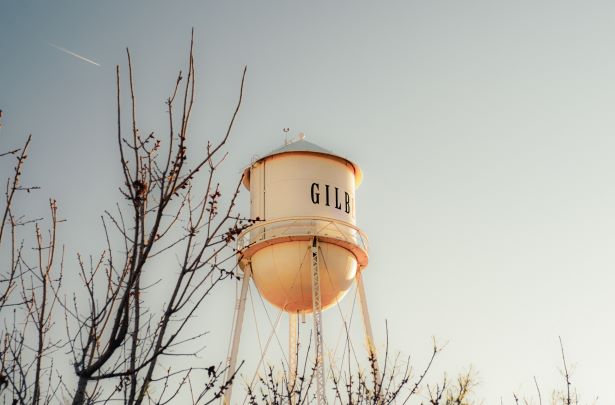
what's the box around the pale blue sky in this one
[2,1,615,403]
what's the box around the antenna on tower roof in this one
[283,127,290,145]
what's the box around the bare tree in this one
[245,333,596,405]
[424,370,475,405]
[1,130,65,405]
[2,32,250,404]
[66,33,249,404]
[246,326,459,405]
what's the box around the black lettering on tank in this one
[311,183,320,204]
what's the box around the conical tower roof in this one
[265,139,333,156]
[242,138,363,189]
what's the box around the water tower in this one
[223,135,377,404]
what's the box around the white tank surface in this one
[237,138,368,313]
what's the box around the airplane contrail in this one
[48,42,100,67]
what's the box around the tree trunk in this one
[72,376,88,405]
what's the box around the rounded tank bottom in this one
[244,240,358,313]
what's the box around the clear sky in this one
[2,1,615,403]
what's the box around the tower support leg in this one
[289,312,298,404]
[356,270,381,399]
[311,238,326,405]
[222,263,252,405]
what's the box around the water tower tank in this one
[238,138,368,313]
